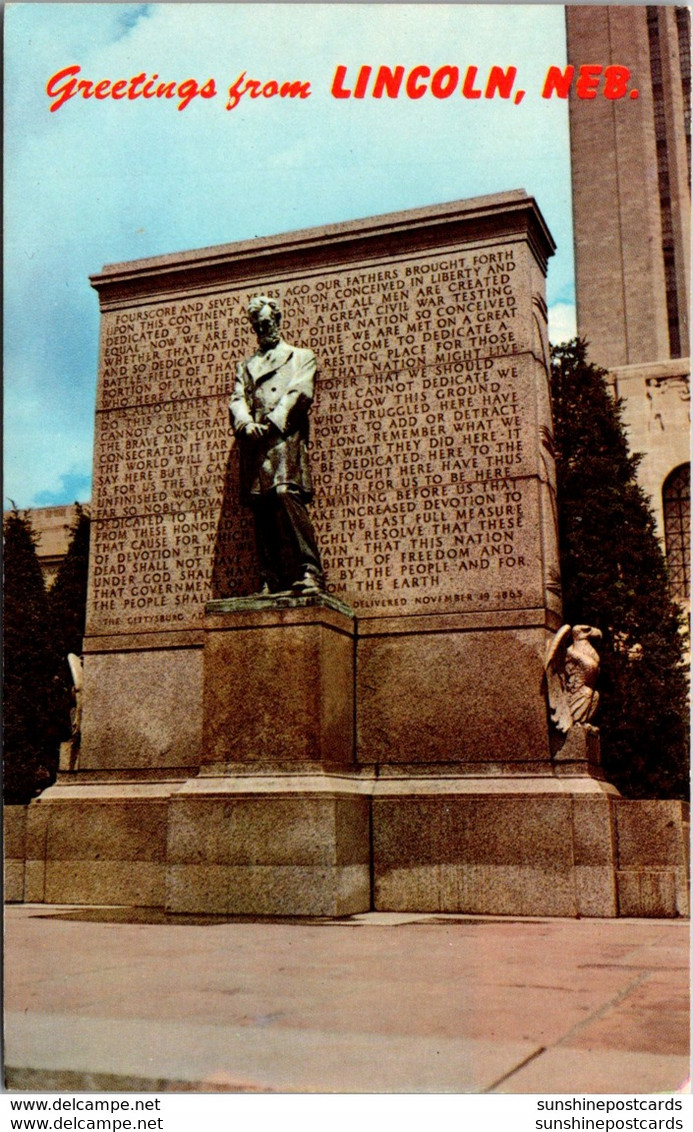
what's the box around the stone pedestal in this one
[202,594,355,767]
[164,593,370,916]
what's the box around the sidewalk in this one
[4,905,690,1094]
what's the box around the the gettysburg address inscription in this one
[89,195,554,637]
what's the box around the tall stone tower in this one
[566,6,690,608]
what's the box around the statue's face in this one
[251,302,281,350]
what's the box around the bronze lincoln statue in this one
[229,295,324,595]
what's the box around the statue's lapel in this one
[247,341,293,383]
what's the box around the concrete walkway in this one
[4,905,690,1094]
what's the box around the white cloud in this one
[548,302,577,345]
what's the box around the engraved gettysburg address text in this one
[90,242,544,634]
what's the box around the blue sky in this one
[4,3,576,509]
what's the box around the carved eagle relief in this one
[544,624,602,733]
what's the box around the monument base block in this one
[4,805,28,903]
[20,779,177,908]
[612,799,690,918]
[166,771,371,916]
[372,775,621,917]
[11,775,689,917]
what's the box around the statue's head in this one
[247,295,282,350]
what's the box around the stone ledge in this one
[206,592,354,618]
[175,771,376,797]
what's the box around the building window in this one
[663,463,690,600]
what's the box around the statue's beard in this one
[258,328,281,350]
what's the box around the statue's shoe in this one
[292,572,322,595]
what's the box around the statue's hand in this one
[244,421,268,438]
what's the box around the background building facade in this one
[3,504,87,589]
[566,5,690,608]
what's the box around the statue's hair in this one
[247,295,281,320]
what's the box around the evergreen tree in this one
[3,509,56,802]
[550,339,689,799]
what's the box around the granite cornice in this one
[90,190,555,309]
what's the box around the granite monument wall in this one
[83,190,560,773]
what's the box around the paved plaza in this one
[4,905,690,1094]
